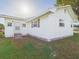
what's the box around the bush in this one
[0,32,4,37]
[0,24,4,37]
[0,24,4,29]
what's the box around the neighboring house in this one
[0,15,27,37]
[0,5,78,41]
[73,21,79,33]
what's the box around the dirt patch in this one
[11,35,47,48]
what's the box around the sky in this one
[0,0,56,18]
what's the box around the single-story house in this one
[0,5,78,41]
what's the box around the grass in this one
[0,34,79,59]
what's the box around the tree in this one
[0,24,4,37]
[0,24,4,29]
[57,0,79,20]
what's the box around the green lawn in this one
[0,34,79,59]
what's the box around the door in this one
[15,26,21,33]
[14,26,22,37]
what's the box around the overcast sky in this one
[0,0,56,18]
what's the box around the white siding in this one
[0,6,74,41]
[26,9,73,41]
[14,21,22,34]
[26,13,58,40]
[4,19,27,37]
[13,20,27,35]
[21,23,27,35]
[0,18,5,24]
[4,19,14,37]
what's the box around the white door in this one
[15,26,21,34]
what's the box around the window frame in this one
[31,19,40,28]
[59,19,65,27]
[15,26,20,30]
[8,22,12,27]
[22,24,26,27]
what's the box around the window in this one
[59,19,65,27]
[15,26,20,30]
[59,23,64,27]
[64,9,66,13]
[31,19,40,28]
[23,24,26,27]
[38,19,40,27]
[71,24,73,28]
[8,22,12,26]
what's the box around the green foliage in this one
[0,40,54,59]
[0,34,79,59]
[41,45,53,59]
[0,24,4,29]
[0,24,4,37]
[57,0,79,20]
[57,0,76,6]
[0,32,4,37]
[23,43,54,59]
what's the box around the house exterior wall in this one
[8,20,27,36]
[47,9,73,41]
[26,13,59,40]
[13,21,22,34]
[0,6,74,41]
[21,24,27,35]
[0,18,5,25]
[55,9,73,36]
[27,13,55,40]
[26,9,73,41]
[20,22,27,35]
[4,19,14,37]
[4,19,27,37]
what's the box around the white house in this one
[0,15,28,37]
[0,5,78,41]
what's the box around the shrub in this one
[0,32,4,37]
[0,24,4,37]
